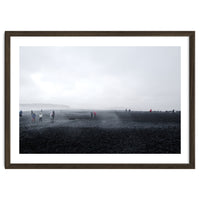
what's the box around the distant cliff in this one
[20,103,70,111]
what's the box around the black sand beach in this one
[20,110,180,153]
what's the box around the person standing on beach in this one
[52,110,55,120]
[90,112,94,119]
[32,112,36,122]
[94,111,96,119]
[19,110,23,117]
[50,110,55,121]
[39,110,43,122]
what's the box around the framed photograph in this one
[5,31,195,169]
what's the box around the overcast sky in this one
[20,46,180,111]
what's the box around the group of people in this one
[28,110,55,122]
[90,111,97,119]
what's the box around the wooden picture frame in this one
[5,31,195,169]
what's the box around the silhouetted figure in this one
[19,110,23,117]
[172,109,175,113]
[50,110,55,121]
[31,112,36,122]
[94,112,96,119]
[90,112,94,119]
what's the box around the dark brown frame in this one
[5,31,195,169]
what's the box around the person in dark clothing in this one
[50,110,55,121]
[94,112,96,119]
[90,112,94,119]
[19,110,23,117]
[52,110,55,119]
[32,112,36,122]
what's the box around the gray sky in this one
[20,46,180,111]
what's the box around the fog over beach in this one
[19,46,181,154]
[20,46,180,111]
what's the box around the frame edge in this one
[5,31,11,169]
[5,31,195,169]
[189,31,195,169]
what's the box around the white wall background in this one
[0,0,199,199]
